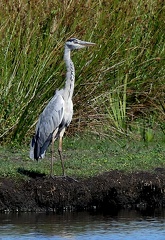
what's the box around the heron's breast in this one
[63,100,73,123]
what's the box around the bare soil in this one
[0,169,165,213]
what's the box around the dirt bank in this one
[0,169,165,213]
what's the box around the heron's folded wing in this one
[36,94,65,146]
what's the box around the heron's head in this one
[65,38,95,50]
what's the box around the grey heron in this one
[30,38,95,176]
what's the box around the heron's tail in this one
[29,136,40,160]
[29,137,35,160]
[29,128,41,160]
[30,131,52,160]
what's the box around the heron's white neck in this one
[63,45,75,100]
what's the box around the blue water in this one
[0,210,165,240]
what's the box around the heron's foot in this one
[49,175,78,182]
[64,175,78,182]
[49,174,56,180]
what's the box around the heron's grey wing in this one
[38,94,64,142]
[30,94,64,159]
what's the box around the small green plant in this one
[131,116,156,144]
[142,116,156,144]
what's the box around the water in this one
[0,210,165,240]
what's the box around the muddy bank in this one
[0,169,165,213]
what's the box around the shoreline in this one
[0,169,165,213]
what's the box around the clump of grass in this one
[0,0,164,143]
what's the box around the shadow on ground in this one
[17,168,46,179]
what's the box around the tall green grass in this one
[0,0,164,143]
[106,74,128,134]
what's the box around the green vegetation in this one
[0,133,165,179]
[0,1,164,178]
[0,0,164,143]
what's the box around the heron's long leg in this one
[58,128,66,176]
[50,129,58,176]
[50,136,55,176]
